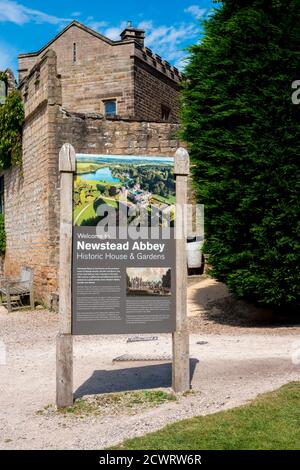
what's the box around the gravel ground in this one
[0,277,299,450]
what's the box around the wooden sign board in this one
[56,144,190,408]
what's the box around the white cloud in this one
[0,41,16,71]
[71,11,81,18]
[185,5,207,19]
[0,0,70,26]
[137,20,153,30]
[81,18,199,69]
[104,27,122,40]
[85,16,121,38]
[137,20,197,69]
[87,20,108,31]
[103,21,127,40]
[86,18,198,66]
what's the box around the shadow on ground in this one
[75,358,199,398]
[189,277,300,329]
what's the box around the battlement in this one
[137,44,182,82]
[19,50,61,120]
[18,21,181,122]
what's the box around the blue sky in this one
[0,0,215,74]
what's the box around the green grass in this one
[113,383,300,450]
[38,390,177,418]
[74,197,119,225]
[82,179,123,189]
[74,202,96,225]
[152,195,176,205]
[76,163,103,174]
[102,197,118,208]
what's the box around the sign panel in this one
[72,154,176,335]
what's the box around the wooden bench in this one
[0,267,34,312]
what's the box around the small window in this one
[0,176,4,214]
[161,105,171,122]
[104,100,117,117]
[0,80,7,106]
[73,43,77,63]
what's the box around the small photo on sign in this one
[126,267,171,297]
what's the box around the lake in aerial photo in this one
[73,154,176,226]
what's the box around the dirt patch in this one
[188,276,300,335]
[39,390,178,418]
[0,279,300,449]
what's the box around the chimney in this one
[120,21,145,47]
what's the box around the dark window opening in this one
[73,43,77,63]
[161,105,171,122]
[104,100,117,117]
[0,176,4,214]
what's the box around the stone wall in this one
[5,69,17,92]
[3,49,182,306]
[19,24,135,117]
[57,110,180,156]
[3,50,61,304]
[134,58,180,123]
[18,22,181,122]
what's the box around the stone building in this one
[1,21,182,306]
[18,20,182,121]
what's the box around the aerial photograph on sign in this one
[126,267,171,297]
[73,154,175,226]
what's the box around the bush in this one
[182,0,300,310]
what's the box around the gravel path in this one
[0,277,299,449]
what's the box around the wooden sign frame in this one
[56,144,190,408]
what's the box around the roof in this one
[18,20,183,80]
[18,20,125,58]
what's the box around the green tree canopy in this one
[182,0,300,310]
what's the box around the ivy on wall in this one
[0,72,24,170]
[0,214,5,256]
[0,72,24,256]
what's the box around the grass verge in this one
[113,382,300,450]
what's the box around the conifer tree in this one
[182,0,300,309]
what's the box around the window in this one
[73,43,77,63]
[104,99,117,117]
[161,105,171,122]
[0,80,7,106]
[0,176,4,214]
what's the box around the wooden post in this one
[5,284,12,313]
[56,143,76,408]
[173,147,190,393]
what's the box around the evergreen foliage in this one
[182,0,300,309]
